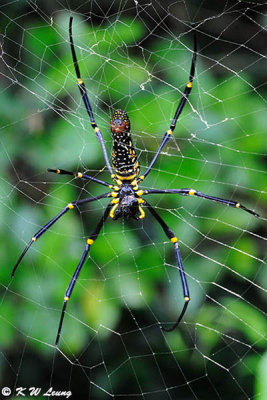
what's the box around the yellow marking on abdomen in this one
[116,173,137,181]
[134,161,139,170]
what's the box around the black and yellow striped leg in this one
[47,168,112,189]
[69,17,113,175]
[11,192,111,278]
[144,200,190,332]
[137,33,197,184]
[55,203,112,345]
[142,189,260,217]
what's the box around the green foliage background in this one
[0,1,266,399]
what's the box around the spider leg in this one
[69,17,113,175]
[137,32,197,183]
[144,200,190,332]
[56,202,112,345]
[11,192,111,277]
[142,189,259,217]
[48,168,113,189]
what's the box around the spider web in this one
[0,0,266,399]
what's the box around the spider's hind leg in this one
[144,200,190,331]
[56,202,112,345]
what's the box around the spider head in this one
[110,109,130,134]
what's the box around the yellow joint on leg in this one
[184,296,190,302]
[87,238,94,245]
[236,203,240,208]
[139,175,145,181]
[94,127,100,133]
[167,129,173,135]
[136,190,144,196]
[189,190,195,196]
[77,172,83,178]
[56,169,60,174]
[68,203,74,209]
[77,78,83,85]
[131,179,137,186]
[187,81,193,88]
[32,237,37,242]
[111,198,119,204]
[138,198,144,204]
[170,237,178,243]
[110,203,119,219]
[138,206,145,219]
[64,296,69,301]
[111,192,118,197]
[112,175,123,185]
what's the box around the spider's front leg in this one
[137,31,197,184]
[69,17,113,175]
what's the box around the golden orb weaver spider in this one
[12,17,259,345]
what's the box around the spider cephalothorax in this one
[12,17,259,346]
[110,184,142,220]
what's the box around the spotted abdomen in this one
[110,109,140,180]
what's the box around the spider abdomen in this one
[110,109,140,180]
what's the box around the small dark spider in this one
[12,17,259,345]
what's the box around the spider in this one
[12,17,259,345]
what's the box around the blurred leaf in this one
[255,351,267,400]
[222,299,266,348]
